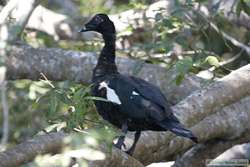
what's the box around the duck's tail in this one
[158,116,198,143]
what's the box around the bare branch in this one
[26,5,78,40]
[0,132,144,167]
[213,142,250,161]
[0,132,66,167]
[24,0,175,40]
[209,21,250,55]
[173,64,250,126]
[173,131,250,167]
[197,50,243,79]
[193,4,250,56]
[0,0,41,43]
[6,44,202,103]
[4,44,250,166]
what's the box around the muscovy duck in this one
[79,14,197,155]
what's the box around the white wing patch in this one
[99,81,122,105]
[132,91,139,95]
[130,91,140,99]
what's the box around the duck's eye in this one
[95,16,104,24]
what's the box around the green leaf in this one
[72,85,92,103]
[55,89,72,105]
[176,56,193,74]
[205,56,220,67]
[49,93,58,117]
[175,73,185,85]
[85,96,110,103]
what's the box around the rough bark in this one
[213,142,250,161]
[0,132,66,167]
[1,79,250,167]
[0,0,40,152]
[132,94,250,165]
[4,43,250,166]
[0,132,144,167]
[173,64,250,126]
[6,44,202,103]
[173,97,250,167]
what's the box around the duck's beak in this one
[78,26,88,32]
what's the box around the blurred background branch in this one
[0,0,250,166]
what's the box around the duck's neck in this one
[93,33,118,81]
[98,33,116,64]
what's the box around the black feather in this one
[80,13,198,155]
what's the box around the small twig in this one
[209,49,244,72]
[209,22,250,55]
[218,49,243,66]
[40,72,55,88]
[192,5,250,56]
[182,50,218,56]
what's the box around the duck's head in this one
[79,14,115,34]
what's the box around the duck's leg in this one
[114,121,128,149]
[126,131,141,155]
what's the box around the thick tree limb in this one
[0,132,144,167]
[4,44,250,166]
[213,142,250,161]
[132,94,250,165]
[6,44,202,103]
[173,98,250,167]
[0,132,66,167]
[0,0,40,152]
[173,64,250,125]
[1,96,250,166]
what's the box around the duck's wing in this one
[104,75,172,121]
[128,76,170,110]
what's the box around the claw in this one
[113,141,127,150]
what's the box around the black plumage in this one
[79,14,198,155]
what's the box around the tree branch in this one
[0,132,66,167]
[212,142,250,162]
[0,0,40,43]
[0,132,144,167]
[173,64,250,126]
[24,0,175,40]
[131,94,250,165]
[4,44,250,166]
[6,44,202,103]
[193,3,250,56]
[173,133,250,167]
